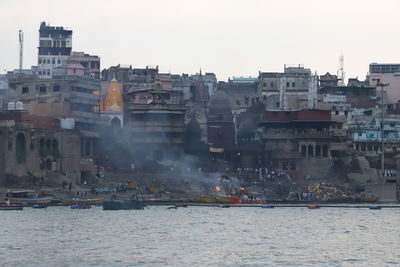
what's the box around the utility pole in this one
[378,82,389,180]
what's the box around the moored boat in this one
[32,204,48,209]
[369,205,381,210]
[308,205,320,209]
[0,206,23,211]
[103,199,145,210]
[61,198,103,205]
[71,204,91,209]
[262,204,275,208]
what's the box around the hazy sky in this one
[1,0,400,80]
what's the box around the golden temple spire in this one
[101,74,124,112]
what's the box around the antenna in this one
[19,30,24,73]
[337,54,345,86]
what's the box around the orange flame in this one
[215,186,222,192]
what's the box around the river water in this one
[0,205,399,266]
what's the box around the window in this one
[57,59,61,64]
[38,59,42,64]
[263,82,266,87]
[292,82,295,87]
[52,58,55,64]
[47,59,50,64]
[22,87,29,94]
[39,86,47,94]
[270,82,274,87]
[53,85,60,92]
[286,82,290,87]
[244,97,249,106]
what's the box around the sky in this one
[1,0,400,81]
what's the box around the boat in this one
[174,203,188,208]
[0,206,23,211]
[369,205,382,210]
[32,204,47,209]
[219,204,230,208]
[308,205,320,209]
[261,204,275,208]
[0,197,52,205]
[61,198,103,205]
[71,204,91,209]
[103,199,145,210]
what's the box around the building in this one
[38,22,72,78]
[320,85,376,109]
[259,65,318,110]
[126,81,186,161]
[0,75,8,111]
[319,72,339,87]
[258,109,334,180]
[207,89,235,148]
[0,112,81,180]
[369,63,400,107]
[223,76,261,114]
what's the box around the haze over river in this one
[0,206,399,266]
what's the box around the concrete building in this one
[0,75,8,111]
[0,112,81,181]
[190,72,217,96]
[38,22,72,78]
[369,63,400,107]
[259,65,318,110]
[223,76,261,115]
[8,76,101,132]
[126,81,186,161]
[258,109,334,180]
[207,89,235,148]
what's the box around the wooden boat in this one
[308,205,320,209]
[61,198,103,205]
[70,204,91,209]
[32,204,48,209]
[174,203,188,208]
[0,197,52,205]
[369,205,382,210]
[0,206,23,211]
[262,204,275,208]
[103,200,145,210]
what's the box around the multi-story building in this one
[0,112,81,180]
[223,76,260,114]
[0,75,8,111]
[259,65,318,110]
[258,109,334,180]
[38,22,72,78]
[369,63,400,107]
[126,81,186,161]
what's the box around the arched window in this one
[52,140,58,157]
[16,133,26,163]
[46,139,51,154]
[308,145,314,157]
[111,117,121,128]
[46,159,52,170]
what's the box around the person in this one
[5,198,10,206]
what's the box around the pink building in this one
[369,63,400,105]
